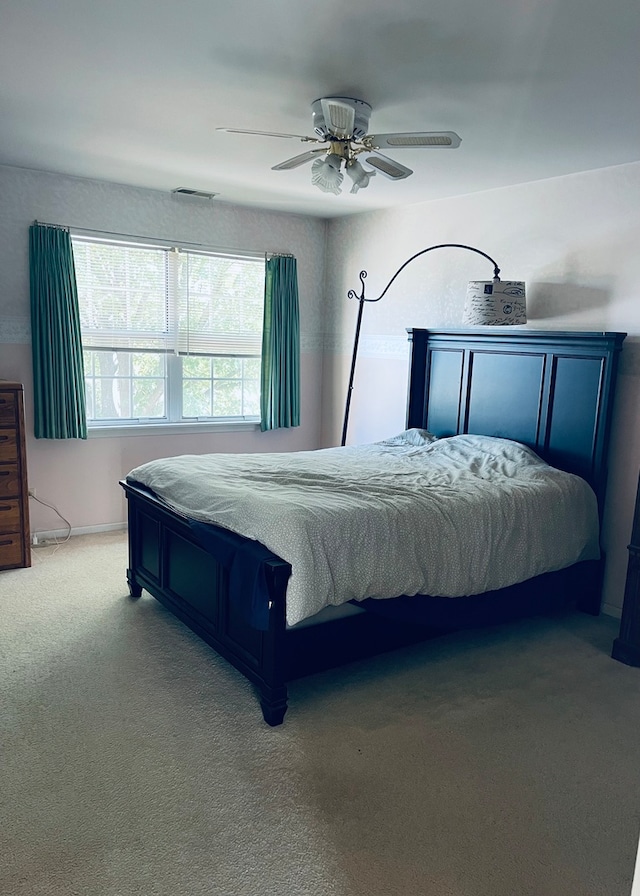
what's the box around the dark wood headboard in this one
[406,328,625,514]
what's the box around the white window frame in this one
[71,234,265,437]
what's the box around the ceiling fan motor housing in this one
[311,97,372,140]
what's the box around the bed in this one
[121,328,625,725]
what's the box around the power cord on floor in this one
[29,493,72,552]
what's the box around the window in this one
[71,236,265,429]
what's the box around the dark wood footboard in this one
[122,479,292,726]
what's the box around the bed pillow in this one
[378,428,438,447]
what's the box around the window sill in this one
[87,420,261,439]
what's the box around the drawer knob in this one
[0,436,9,442]
[0,504,12,511]
[0,538,12,546]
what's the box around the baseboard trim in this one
[601,601,622,620]
[33,521,127,542]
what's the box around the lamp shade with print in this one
[463,280,527,326]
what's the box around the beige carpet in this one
[2,531,640,896]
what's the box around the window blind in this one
[72,237,264,357]
[176,251,264,356]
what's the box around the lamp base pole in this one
[341,297,365,446]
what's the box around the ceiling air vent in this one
[171,188,218,199]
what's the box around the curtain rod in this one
[33,220,293,259]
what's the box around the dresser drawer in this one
[0,532,25,569]
[0,499,21,534]
[0,392,17,426]
[0,465,20,499]
[0,382,29,569]
[0,429,18,462]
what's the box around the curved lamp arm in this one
[341,243,501,446]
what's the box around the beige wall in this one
[0,166,327,535]
[322,161,640,617]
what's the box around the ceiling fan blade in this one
[361,152,413,180]
[216,127,314,140]
[320,98,356,139]
[272,149,328,170]
[367,131,462,149]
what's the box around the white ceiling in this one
[1,0,639,219]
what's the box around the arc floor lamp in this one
[341,243,526,446]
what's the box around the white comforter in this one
[127,432,600,626]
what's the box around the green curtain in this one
[29,223,87,439]
[260,255,300,431]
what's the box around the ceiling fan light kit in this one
[311,153,344,194]
[345,159,375,193]
[218,96,461,196]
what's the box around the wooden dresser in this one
[0,382,31,569]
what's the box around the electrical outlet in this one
[28,487,36,497]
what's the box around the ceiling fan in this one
[217,96,461,195]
